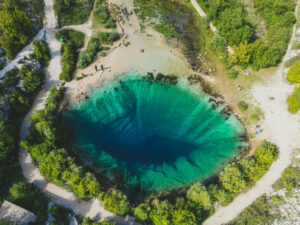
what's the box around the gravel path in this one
[203,1,300,224]
[17,0,140,224]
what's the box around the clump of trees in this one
[0,0,33,59]
[287,61,300,84]
[32,40,51,67]
[230,0,296,70]
[54,0,94,26]
[21,86,101,199]
[102,190,130,216]
[55,29,85,81]
[20,64,45,93]
[93,0,116,28]
[197,0,254,46]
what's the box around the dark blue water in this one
[63,72,246,191]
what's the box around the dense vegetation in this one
[54,0,94,26]
[32,40,51,67]
[98,32,120,45]
[93,0,116,28]
[286,62,300,113]
[198,0,296,70]
[0,0,33,59]
[197,0,254,46]
[55,29,85,81]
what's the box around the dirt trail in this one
[203,1,300,224]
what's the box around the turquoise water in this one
[63,72,246,192]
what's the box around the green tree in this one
[254,141,277,167]
[187,182,212,210]
[287,61,300,84]
[103,190,130,216]
[134,203,151,223]
[149,199,173,225]
[219,163,246,193]
[0,0,33,59]
[231,41,253,66]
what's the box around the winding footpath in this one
[203,1,300,224]
[17,0,139,224]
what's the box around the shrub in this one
[287,86,300,113]
[99,51,107,57]
[254,141,278,167]
[20,64,44,93]
[103,190,130,216]
[98,32,120,45]
[32,40,51,67]
[78,37,101,69]
[154,21,177,38]
[187,182,212,210]
[134,203,151,223]
[228,70,239,79]
[219,163,246,193]
[59,42,76,81]
[237,101,248,112]
[55,29,85,49]
[287,61,300,84]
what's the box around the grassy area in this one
[54,0,94,26]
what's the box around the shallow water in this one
[63,72,246,192]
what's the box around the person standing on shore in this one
[95,65,97,72]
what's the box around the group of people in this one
[95,64,104,72]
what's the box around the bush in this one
[287,86,300,113]
[103,190,130,216]
[20,64,45,93]
[228,70,239,79]
[187,182,212,210]
[55,29,85,49]
[33,40,51,67]
[287,61,300,84]
[98,32,120,45]
[78,37,101,68]
[55,29,85,81]
[59,42,76,81]
[237,101,248,112]
[154,21,177,38]
[219,163,246,193]
[134,203,151,223]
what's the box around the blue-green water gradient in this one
[63,72,246,191]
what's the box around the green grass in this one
[54,0,94,26]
